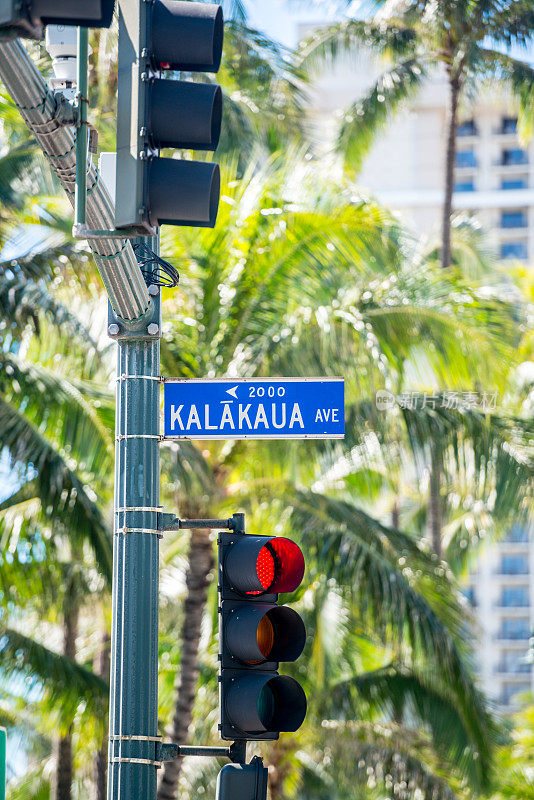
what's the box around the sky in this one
[245,0,348,46]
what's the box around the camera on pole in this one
[0,0,115,39]
[115,0,224,234]
[218,524,307,741]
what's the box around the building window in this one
[501,117,518,134]
[506,524,530,543]
[499,617,531,639]
[500,241,528,260]
[457,120,477,136]
[463,587,477,606]
[501,177,528,190]
[500,587,530,607]
[502,148,528,166]
[501,210,528,228]
[456,150,477,168]
[499,555,529,574]
[455,180,475,192]
[498,653,532,673]
[501,683,531,705]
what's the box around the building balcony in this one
[494,604,530,614]
[494,664,532,677]
[499,541,530,551]
[494,570,530,577]
[494,632,531,642]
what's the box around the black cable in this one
[133,243,180,288]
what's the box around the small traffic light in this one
[216,757,268,800]
[115,0,224,234]
[0,0,115,39]
[218,525,307,741]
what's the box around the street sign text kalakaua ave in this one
[163,378,345,440]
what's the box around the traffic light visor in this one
[34,0,115,27]
[151,0,224,72]
[226,674,307,734]
[225,537,304,596]
[257,676,307,732]
[226,604,306,664]
[148,158,220,228]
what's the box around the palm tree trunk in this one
[55,601,79,800]
[391,498,400,529]
[157,530,214,800]
[95,630,111,800]
[441,74,460,270]
[429,440,443,558]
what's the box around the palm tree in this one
[0,242,115,798]
[155,156,522,800]
[298,0,534,269]
[490,704,534,800]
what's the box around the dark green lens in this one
[257,684,275,728]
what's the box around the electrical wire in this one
[133,243,180,288]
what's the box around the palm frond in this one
[287,490,496,771]
[0,628,107,723]
[0,396,112,582]
[330,664,495,789]
[0,352,114,473]
[474,47,534,139]
[337,56,429,171]
[297,18,417,71]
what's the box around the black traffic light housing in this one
[0,0,115,39]
[218,520,307,741]
[216,758,268,800]
[115,0,224,234]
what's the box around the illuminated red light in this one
[250,538,304,595]
[256,547,275,590]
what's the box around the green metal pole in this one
[75,27,88,227]
[107,237,161,800]
[0,727,6,800]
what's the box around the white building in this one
[302,28,534,262]
[466,526,533,708]
[300,25,534,707]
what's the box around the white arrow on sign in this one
[226,386,239,399]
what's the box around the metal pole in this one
[75,27,88,228]
[0,728,5,800]
[108,242,161,800]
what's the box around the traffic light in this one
[0,1,115,39]
[115,0,224,234]
[218,529,307,741]
[216,758,268,800]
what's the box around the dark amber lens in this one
[257,614,274,659]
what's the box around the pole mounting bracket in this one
[157,512,245,533]
[108,297,161,342]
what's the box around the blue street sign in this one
[163,378,345,440]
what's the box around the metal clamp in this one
[116,374,163,382]
[73,223,157,240]
[109,757,162,767]
[116,527,163,538]
[116,506,162,513]
[115,434,162,441]
[110,735,162,743]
